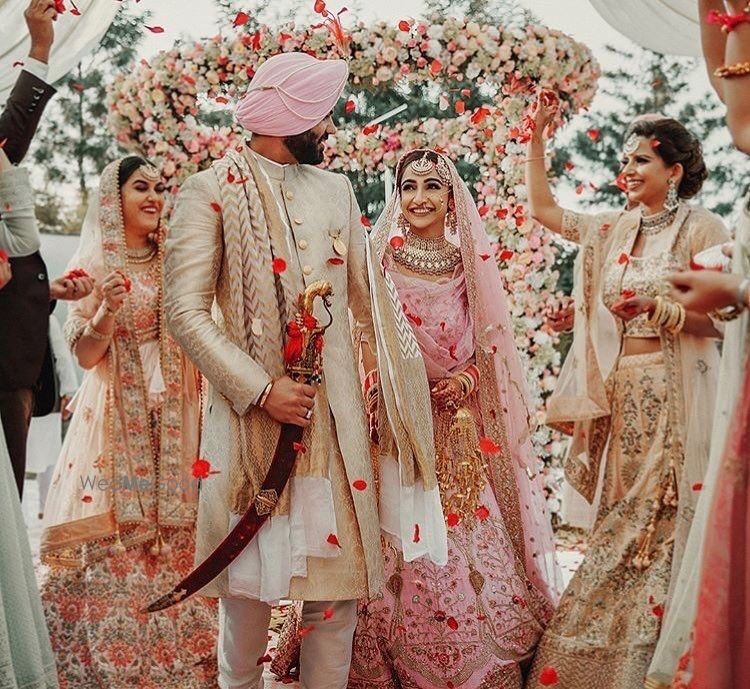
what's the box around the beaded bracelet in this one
[714,61,750,78]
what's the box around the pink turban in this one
[235,52,348,136]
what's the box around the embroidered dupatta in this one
[42,159,199,567]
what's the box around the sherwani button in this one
[293,218,303,226]
[303,265,313,276]
[286,191,294,200]
[298,239,308,250]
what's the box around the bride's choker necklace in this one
[639,205,678,236]
[392,233,461,276]
[125,244,157,264]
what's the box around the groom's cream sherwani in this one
[164,148,383,602]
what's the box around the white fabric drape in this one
[0,0,119,100]
[588,0,701,57]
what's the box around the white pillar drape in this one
[588,0,701,57]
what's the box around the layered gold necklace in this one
[392,233,461,276]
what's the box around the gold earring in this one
[397,212,410,234]
[446,206,457,235]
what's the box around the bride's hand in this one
[431,377,464,411]
[609,296,655,322]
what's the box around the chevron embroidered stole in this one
[367,229,437,491]
[212,149,309,515]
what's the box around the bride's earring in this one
[446,203,457,235]
[397,212,411,235]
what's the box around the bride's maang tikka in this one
[139,163,161,182]
[408,151,452,186]
[622,133,641,155]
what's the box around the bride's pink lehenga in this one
[348,257,555,689]
[672,353,750,689]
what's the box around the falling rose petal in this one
[210,202,222,213]
[599,223,611,236]
[479,253,490,261]
[448,344,458,361]
[256,654,272,665]
[479,437,501,455]
[191,458,212,479]
[446,513,460,527]
[12,61,24,68]
[564,161,575,172]
[360,214,371,227]
[145,25,165,34]
[215,96,229,104]
[499,249,514,261]
[413,523,421,543]
[326,533,342,548]
[398,19,411,31]
[539,666,559,686]
[293,441,307,453]
[81,495,93,503]
[389,236,405,250]
[650,139,661,148]
[328,257,345,265]
[439,321,446,331]
[430,59,443,76]
[446,616,459,630]
[474,505,490,521]
[226,170,236,184]
[54,0,65,12]
[69,0,81,15]
[323,607,334,620]
[692,482,703,491]
[298,624,315,638]
[362,123,380,135]
[455,100,466,115]
[272,257,287,274]
[586,128,600,142]
[620,289,636,300]
[652,604,664,618]
[71,82,85,93]
[233,11,250,27]
[352,479,368,491]
[345,99,356,114]
[461,88,471,97]
[575,184,584,195]
[618,253,630,265]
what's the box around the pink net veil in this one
[371,149,563,604]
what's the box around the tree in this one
[30,7,150,213]
[423,0,535,26]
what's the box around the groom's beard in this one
[283,129,326,165]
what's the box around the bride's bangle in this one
[84,321,112,341]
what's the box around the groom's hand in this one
[262,375,317,427]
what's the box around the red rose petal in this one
[455,100,466,115]
[272,257,287,274]
[191,458,212,480]
[539,666,559,686]
[564,161,575,172]
[323,607,334,620]
[652,604,664,618]
[210,202,222,213]
[293,442,307,453]
[439,321,446,331]
[362,123,380,135]
[328,257,345,265]
[586,128,600,142]
[326,533,341,548]
[620,289,636,299]
[446,513,460,527]
[345,99,356,114]
[412,523,421,543]
[575,184,584,195]
[215,96,229,104]
[479,253,490,261]
[256,654,272,665]
[474,505,490,521]
[618,253,630,265]
[81,495,93,503]
[145,25,165,34]
[499,249,514,261]
[233,11,250,27]
[352,479,368,491]
[226,170,235,184]
[692,482,703,491]
[389,236,405,250]
[448,344,458,360]
[479,437,501,455]
[360,214,371,227]
[54,0,65,12]
[430,59,443,76]
[298,624,315,638]
[446,616,459,630]
[398,19,411,31]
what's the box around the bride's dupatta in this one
[41,159,199,568]
[369,149,562,602]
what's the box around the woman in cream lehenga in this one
[38,156,218,688]
[347,148,562,688]
[523,96,728,689]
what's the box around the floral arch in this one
[107,15,599,508]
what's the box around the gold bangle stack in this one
[84,321,112,341]
[714,61,750,78]
[647,296,686,334]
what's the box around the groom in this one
[164,52,383,688]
